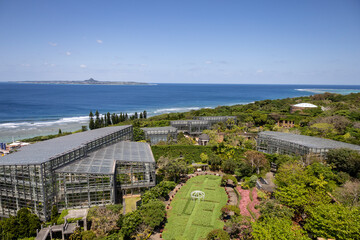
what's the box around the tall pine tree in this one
[107,112,112,125]
[95,110,101,129]
[89,111,95,130]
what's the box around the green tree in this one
[139,200,166,229]
[304,203,360,240]
[275,162,308,187]
[16,208,41,239]
[89,111,95,130]
[143,110,147,119]
[252,217,310,240]
[106,112,112,126]
[208,154,222,171]
[200,152,209,163]
[235,161,253,178]
[162,159,188,182]
[326,148,360,178]
[133,127,145,141]
[121,211,142,238]
[95,110,101,129]
[206,229,230,240]
[81,231,97,240]
[221,159,237,174]
[257,199,294,221]
[51,205,59,224]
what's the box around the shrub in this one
[221,205,240,217]
[56,209,69,224]
[207,229,230,240]
[221,175,238,186]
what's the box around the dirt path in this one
[236,187,260,221]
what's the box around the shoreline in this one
[1,86,360,143]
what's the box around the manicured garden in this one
[162,175,227,240]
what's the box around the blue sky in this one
[0,0,359,84]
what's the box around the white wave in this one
[0,116,89,129]
[153,107,203,114]
[295,88,360,94]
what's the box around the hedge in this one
[151,145,214,163]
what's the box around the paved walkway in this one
[225,186,238,205]
[35,222,78,240]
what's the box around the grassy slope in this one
[162,175,227,240]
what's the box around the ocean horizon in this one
[1,82,360,143]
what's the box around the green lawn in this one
[124,195,141,213]
[162,175,227,240]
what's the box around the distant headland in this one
[12,78,152,85]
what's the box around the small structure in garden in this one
[191,190,205,201]
[198,133,210,145]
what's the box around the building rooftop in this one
[198,133,210,141]
[292,103,318,108]
[196,116,236,120]
[259,131,360,151]
[170,120,209,125]
[55,141,155,174]
[0,125,132,166]
[141,126,177,133]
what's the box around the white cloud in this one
[257,69,263,73]
[44,62,55,67]
[96,39,103,44]
[205,60,212,64]
[21,63,31,67]
[48,42,57,47]
[80,64,87,68]
[66,51,71,56]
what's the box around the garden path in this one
[236,187,260,221]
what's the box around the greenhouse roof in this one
[259,131,360,151]
[196,116,236,120]
[55,141,155,174]
[141,126,177,133]
[0,125,132,165]
[170,120,209,125]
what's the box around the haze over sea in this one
[0,82,359,143]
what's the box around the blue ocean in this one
[0,82,359,142]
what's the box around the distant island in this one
[12,78,152,85]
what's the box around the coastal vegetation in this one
[10,92,360,239]
[83,92,360,145]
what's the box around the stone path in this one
[225,186,238,205]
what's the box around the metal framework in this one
[195,116,237,125]
[55,142,156,210]
[170,116,236,135]
[0,125,156,220]
[141,127,178,145]
[190,190,205,201]
[170,120,211,135]
[257,131,360,158]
